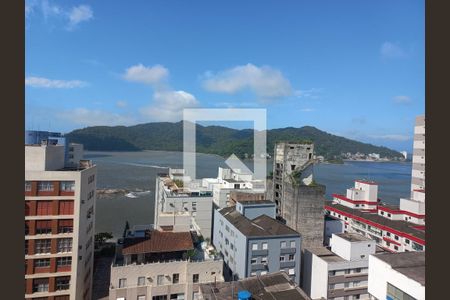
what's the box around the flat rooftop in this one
[199,271,311,300]
[335,232,372,242]
[219,207,299,238]
[325,202,425,241]
[373,252,425,286]
[122,230,194,255]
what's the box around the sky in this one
[25,0,424,152]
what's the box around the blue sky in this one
[25,0,424,151]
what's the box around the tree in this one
[95,232,113,244]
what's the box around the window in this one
[173,273,179,284]
[36,201,52,215]
[260,271,267,275]
[191,202,197,211]
[355,268,361,273]
[35,239,51,254]
[138,296,146,300]
[230,243,234,250]
[193,274,199,283]
[288,254,295,261]
[394,246,399,251]
[387,213,392,217]
[329,270,336,276]
[225,238,229,245]
[25,181,32,191]
[261,257,268,264]
[386,232,391,237]
[279,256,285,262]
[290,241,296,248]
[34,259,50,268]
[153,296,168,300]
[57,257,72,267]
[405,239,410,244]
[225,225,230,232]
[58,220,73,233]
[36,220,52,234]
[25,221,30,235]
[262,242,268,250]
[252,243,258,250]
[119,278,127,288]
[33,278,49,293]
[381,211,384,215]
[251,258,257,264]
[38,181,53,191]
[394,235,399,240]
[25,240,29,255]
[288,268,295,275]
[137,276,145,286]
[59,201,74,215]
[56,276,70,290]
[60,181,75,192]
[280,241,287,248]
[157,275,164,285]
[57,238,73,253]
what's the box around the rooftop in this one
[307,244,385,264]
[219,207,300,238]
[373,252,425,286]
[355,180,377,185]
[122,230,194,255]
[199,271,312,300]
[325,202,425,242]
[335,232,372,242]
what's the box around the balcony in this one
[328,286,368,298]
[280,261,295,268]
[280,248,296,255]
[251,249,268,256]
[250,263,267,271]
[328,274,368,284]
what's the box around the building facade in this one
[368,252,425,300]
[154,169,214,240]
[271,142,325,251]
[213,201,302,284]
[303,233,379,300]
[411,116,425,193]
[109,229,224,300]
[25,143,97,300]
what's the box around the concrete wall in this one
[368,255,425,300]
[283,184,325,250]
[236,202,276,220]
[324,219,344,246]
[303,250,329,299]
[330,235,376,262]
[25,145,65,171]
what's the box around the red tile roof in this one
[122,230,194,255]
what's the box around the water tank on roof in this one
[238,290,251,300]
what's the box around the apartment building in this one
[272,142,325,251]
[198,271,312,300]
[213,200,302,284]
[325,179,425,253]
[202,167,265,209]
[109,227,224,300]
[25,141,97,300]
[411,116,425,193]
[368,252,425,300]
[303,233,381,300]
[154,169,214,240]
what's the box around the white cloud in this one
[369,134,412,142]
[294,88,322,99]
[140,90,199,122]
[123,64,169,86]
[41,0,62,19]
[25,76,87,88]
[116,101,128,108]
[300,108,315,112]
[68,5,93,27]
[381,42,407,59]
[57,108,137,127]
[393,95,412,104]
[202,63,292,99]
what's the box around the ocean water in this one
[86,151,412,238]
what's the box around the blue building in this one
[213,200,302,284]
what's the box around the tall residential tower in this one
[25,140,97,300]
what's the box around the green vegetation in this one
[66,122,403,160]
[173,179,184,188]
[95,232,113,244]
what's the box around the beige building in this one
[411,115,425,193]
[109,228,224,300]
[25,143,97,300]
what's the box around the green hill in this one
[65,121,403,160]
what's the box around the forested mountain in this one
[66,122,403,160]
